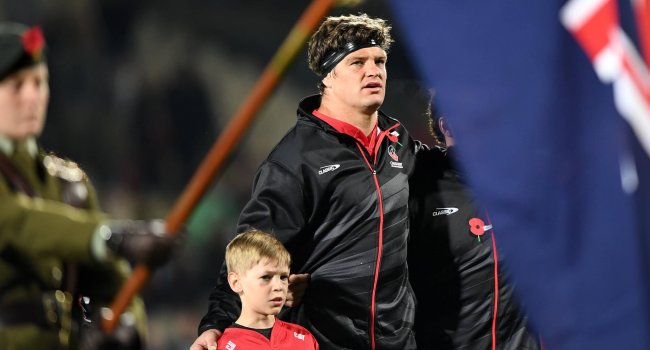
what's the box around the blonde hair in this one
[225,229,291,274]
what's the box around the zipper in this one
[356,142,384,350]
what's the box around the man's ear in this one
[228,272,243,294]
[322,73,332,89]
[439,117,453,138]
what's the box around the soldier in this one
[0,22,178,349]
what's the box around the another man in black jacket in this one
[192,13,419,350]
[408,96,541,349]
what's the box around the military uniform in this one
[0,23,156,350]
[0,138,148,349]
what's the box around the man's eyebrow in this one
[345,52,387,61]
[344,54,366,61]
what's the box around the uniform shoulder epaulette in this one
[42,153,86,182]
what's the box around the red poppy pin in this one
[21,26,45,60]
[469,217,492,242]
[387,130,403,147]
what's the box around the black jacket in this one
[199,95,419,350]
[408,146,540,350]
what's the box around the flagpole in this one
[102,0,340,332]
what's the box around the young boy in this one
[216,229,319,350]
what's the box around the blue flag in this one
[389,1,650,349]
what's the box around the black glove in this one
[100,220,182,267]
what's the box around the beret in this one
[0,23,46,81]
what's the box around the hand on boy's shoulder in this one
[286,273,311,307]
[189,329,222,350]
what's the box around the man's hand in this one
[189,329,222,350]
[286,273,310,307]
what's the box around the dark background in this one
[0,1,433,348]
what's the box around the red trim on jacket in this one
[356,142,385,350]
[486,211,499,350]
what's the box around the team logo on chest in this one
[388,145,399,161]
[388,145,403,168]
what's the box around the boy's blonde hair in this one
[225,229,291,274]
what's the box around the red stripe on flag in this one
[621,53,650,106]
[634,0,650,68]
[571,0,618,60]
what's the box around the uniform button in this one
[55,290,66,303]
[46,309,58,323]
[52,266,63,282]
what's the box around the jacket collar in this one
[0,135,38,157]
[297,94,400,133]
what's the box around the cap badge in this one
[21,26,45,60]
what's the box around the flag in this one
[388,1,650,349]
